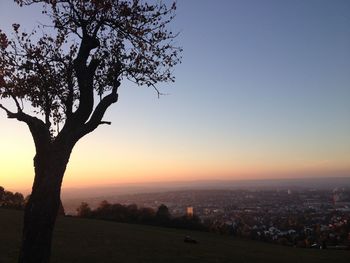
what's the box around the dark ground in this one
[1,208,349,263]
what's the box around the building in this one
[187,206,194,217]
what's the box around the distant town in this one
[2,178,350,249]
[63,185,350,249]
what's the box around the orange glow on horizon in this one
[1,122,349,192]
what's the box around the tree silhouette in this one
[0,186,25,209]
[156,204,171,225]
[0,1,181,262]
[76,202,91,218]
[0,186,4,201]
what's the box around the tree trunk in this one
[18,144,72,263]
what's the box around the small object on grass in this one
[184,235,198,244]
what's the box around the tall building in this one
[186,206,194,217]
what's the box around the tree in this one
[138,207,156,224]
[0,1,181,262]
[0,186,25,209]
[76,202,91,217]
[24,194,65,215]
[58,199,66,216]
[0,186,4,201]
[156,204,171,225]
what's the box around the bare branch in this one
[0,103,50,151]
[0,104,14,117]
[99,121,111,125]
[75,83,119,140]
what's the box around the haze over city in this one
[1,0,349,192]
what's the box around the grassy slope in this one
[1,209,349,263]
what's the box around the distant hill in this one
[1,208,349,263]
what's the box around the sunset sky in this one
[1,0,349,192]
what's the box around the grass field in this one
[1,208,349,263]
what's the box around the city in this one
[71,187,350,249]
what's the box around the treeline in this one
[76,201,206,231]
[0,186,65,215]
[0,186,25,209]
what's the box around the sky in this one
[0,0,349,192]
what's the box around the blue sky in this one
[0,0,349,190]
